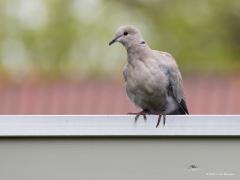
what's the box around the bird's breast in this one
[125,60,168,92]
[124,60,169,111]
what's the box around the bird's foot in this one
[128,110,148,123]
[156,114,166,128]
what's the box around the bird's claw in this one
[163,114,166,126]
[156,114,166,128]
[134,114,140,123]
[129,111,166,128]
[156,115,162,128]
[143,114,147,122]
[129,110,148,124]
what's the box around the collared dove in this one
[109,25,189,127]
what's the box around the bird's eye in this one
[123,32,128,36]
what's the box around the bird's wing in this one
[167,78,189,114]
[158,52,189,114]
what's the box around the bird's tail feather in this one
[169,99,189,115]
[169,107,187,115]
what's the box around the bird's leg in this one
[142,114,147,122]
[156,114,162,128]
[156,113,167,128]
[163,114,166,126]
[128,110,148,123]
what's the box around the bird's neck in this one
[126,43,151,63]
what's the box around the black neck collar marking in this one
[140,41,145,44]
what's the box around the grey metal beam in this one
[0,115,239,136]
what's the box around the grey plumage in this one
[109,25,188,126]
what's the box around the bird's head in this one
[109,25,145,48]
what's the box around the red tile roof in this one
[0,78,239,114]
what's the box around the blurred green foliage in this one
[0,0,240,81]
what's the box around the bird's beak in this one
[109,35,122,46]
